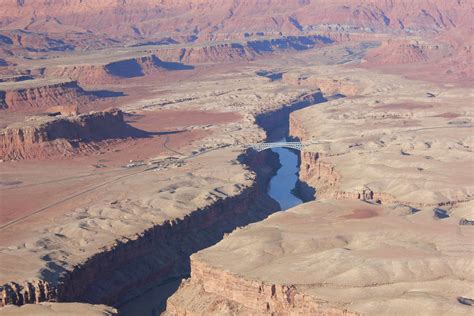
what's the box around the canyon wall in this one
[288,74,473,208]
[296,150,397,204]
[256,90,326,134]
[283,74,360,96]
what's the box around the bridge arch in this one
[250,142,305,152]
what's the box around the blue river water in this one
[267,138,304,210]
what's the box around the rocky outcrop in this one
[0,108,140,160]
[155,44,255,64]
[0,80,96,111]
[43,65,117,86]
[165,257,359,315]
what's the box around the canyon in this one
[0,1,472,315]
[165,64,473,315]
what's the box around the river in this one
[267,138,304,210]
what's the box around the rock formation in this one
[0,150,280,308]
[288,67,473,208]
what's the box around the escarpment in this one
[0,80,96,111]
[0,108,138,160]
[164,257,359,316]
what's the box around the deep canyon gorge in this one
[0,1,473,315]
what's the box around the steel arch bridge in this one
[250,142,305,152]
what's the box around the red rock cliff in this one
[0,80,96,111]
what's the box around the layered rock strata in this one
[0,80,95,111]
[0,108,133,160]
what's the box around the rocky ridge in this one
[0,109,137,160]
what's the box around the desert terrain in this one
[0,1,472,315]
